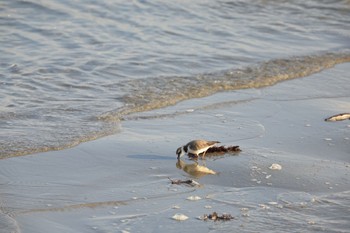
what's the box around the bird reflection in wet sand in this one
[176,159,217,179]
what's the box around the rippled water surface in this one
[1,2,350,231]
[1,0,350,157]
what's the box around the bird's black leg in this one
[201,151,207,159]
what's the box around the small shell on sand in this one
[172,213,189,221]
[187,195,202,201]
[269,163,282,170]
[325,113,350,122]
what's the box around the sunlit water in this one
[1,0,350,232]
[1,0,350,158]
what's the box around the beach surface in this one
[1,63,349,233]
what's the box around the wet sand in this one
[1,63,349,233]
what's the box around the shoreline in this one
[1,63,349,233]
[2,52,350,160]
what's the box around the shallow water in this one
[1,1,350,232]
[1,0,350,158]
[1,63,349,232]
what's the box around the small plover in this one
[176,140,220,159]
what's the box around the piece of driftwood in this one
[168,177,200,187]
[325,113,350,122]
[202,212,234,221]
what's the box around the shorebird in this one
[176,140,220,159]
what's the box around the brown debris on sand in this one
[168,177,201,187]
[202,212,234,221]
[325,113,350,122]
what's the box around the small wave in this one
[99,51,350,122]
[1,51,349,159]
[0,122,120,159]
[0,210,20,233]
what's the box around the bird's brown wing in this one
[188,140,220,150]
